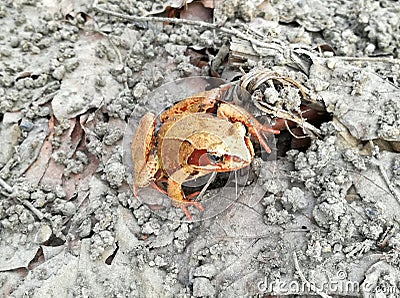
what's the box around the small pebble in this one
[193,264,216,279]
[34,224,52,243]
[326,59,336,69]
[20,118,34,131]
[193,277,215,297]
[61,201,76,216]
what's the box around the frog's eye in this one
[207,152,223,163]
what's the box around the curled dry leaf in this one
[51,34,119,120]
[24,116,55,186]
[0,246,42,272]
[14,118,49,177]
[39,118,77,188]
[240,69,325,136]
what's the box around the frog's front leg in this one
[159,84,231,122]
[167,168,204,220]
[217,103,280,153]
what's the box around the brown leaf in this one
[180,2,213,22]
[14,119,49,177]
[186,48,208,68]
[25,116,55,185]
[40,118,78,188]
[40,158,64,188]
[63,152,98,200]
[63,114,101,200]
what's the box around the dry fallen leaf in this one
[0,246,42,272]
[40,118,77,188]
[180,2,213,21]
[148,0,214,22]
[51,34,119,120]
[14,118,49,177]
[63,153,98,200]
[24,116,55,185]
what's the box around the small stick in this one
[284,119,309,139]
[254,100,321,136]
[292,251,332,298]
[21,200,45,220]
[378,225,396,248]
[338,56,397,63]
[92,0,284,53]
[196,171,217,199]
[93,0,217,28]
[377,163,400,206]
[0,178,44,220]
[0,177,13,193]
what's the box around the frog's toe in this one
[180,201,204,221]
[133,185,138,197]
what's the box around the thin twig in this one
[0,177,13,193]
[21,199,45,220]
[196,171,217,200]
[93,0,217,28]
[254,100,321,137]
[0,178,44,220]
[377,163,400,206]
[92,0,284,54]
[238,22,264,39]
[292,251,332,298]
[284,119,309,139]
[226,27,283,52]
[378,225,396,248]
[338,56,398,63]
[2,192,45,221]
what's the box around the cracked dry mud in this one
[0,0,400,297]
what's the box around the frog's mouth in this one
[188,149,251,172]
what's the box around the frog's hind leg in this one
[167,169,204,221]
[150,181,168,195]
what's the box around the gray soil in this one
[1,0,400,297]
